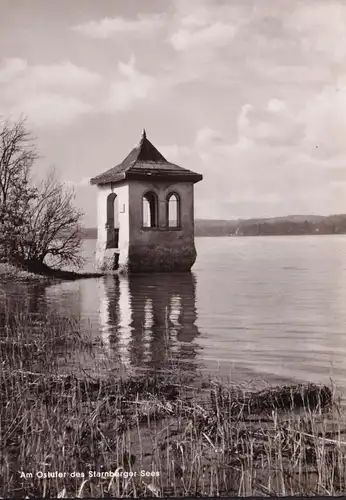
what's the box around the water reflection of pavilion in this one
[0,272,202,375]
[99,272,201,372]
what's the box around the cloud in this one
[105,55,155,112]
[298,78,346,155]
[27,61,102,90]
[233,101,302,147]
[183,91,346,218]
[168,0,246,52]
[236,104,254,133]
[0,58,27,83]
[193,127,226,161]
[163,1,249,87]
[0,58,103,126]
[73,14,165,39]
[267,99,287,113]
[157,144,191,161]
[286,2,346,63]
[195,127,225,145]
[170,22,237,51]
[0,55,157,125]
[0,58,102,91]
[9,94,93,127]
[250,61,332,85]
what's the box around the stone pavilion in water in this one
[90,130,203,273]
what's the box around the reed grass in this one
[0,295,345,497]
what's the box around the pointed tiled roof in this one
[90,130,203,186]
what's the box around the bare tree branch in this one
[0,119,85,271]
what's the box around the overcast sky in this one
[1,0,346,225]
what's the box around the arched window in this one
[106,193,119,248]
[142,191,158,228]
[166,192,180,228]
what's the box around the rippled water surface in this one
[2,235,346,387]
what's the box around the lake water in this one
[1,235,346,389]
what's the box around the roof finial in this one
[141,128,146,141]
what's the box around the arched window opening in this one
[142,191,158,228]
[167,193,180,228]
[106,193,119,248]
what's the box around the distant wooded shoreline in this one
[82,214,346,238]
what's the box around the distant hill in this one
[194,214,346,236]
[81,214,346,239]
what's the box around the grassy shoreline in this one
[0,261,104,284]
[0,262,54,284]
[1,297,346,497]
